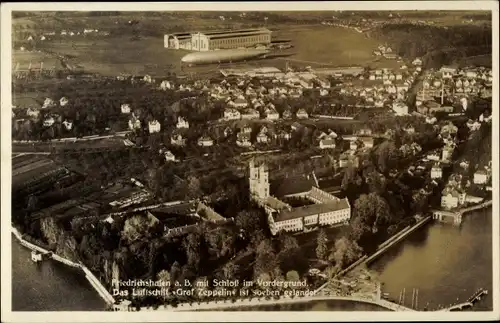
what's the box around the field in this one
[272,25,380,67]
[41,36,188,76]
[12,50,63,71]
[32,24,382,77]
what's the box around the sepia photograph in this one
[1,1,498,322]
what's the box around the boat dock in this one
[439,288,488,311]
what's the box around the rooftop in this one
[271,175,317,197]
[275,198,350,222]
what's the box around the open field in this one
[41,36,188,76]
[12,50,63,71]
[34,25,381,76]
[273,25,380,67]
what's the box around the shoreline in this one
[11,227,115,307]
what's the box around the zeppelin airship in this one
[181,48,269,65]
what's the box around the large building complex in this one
[164,28,272,51]
[249,160,351,235]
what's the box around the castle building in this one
[248,160,351,235]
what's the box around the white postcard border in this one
[1,1,499,322]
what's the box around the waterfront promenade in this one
[134,294,416,312]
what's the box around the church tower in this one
[249,159,270,200]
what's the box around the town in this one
[10,10,493,312]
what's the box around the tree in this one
[186,176,202,199]
[329,237,363,269]
[122,214,158,244]
[351,193,391,242]
[170,261,181,285]
[182,232,202,270]
[342,166,362,190]
[316,229,328,260]
[221,262,240,280]
[285,270,300,282]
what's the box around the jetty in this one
[439,288,488,311]
[432,200,492,225]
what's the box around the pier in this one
[432,200,492,225]
[439,288,488,311]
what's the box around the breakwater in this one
[11,227,115,306]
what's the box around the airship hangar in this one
[164,28,272,52]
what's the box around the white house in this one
[42,98,55,109]
[473,169,489,185]
[233,97,248,109]
[431,164,442,179]
[128,118,141,131]
[224,108,241,121]
[164,150,176,162]
[265,108,280,121]
[62,120,73,131]
[198,136,214,147]
[148,120,161,133]
[256,132,269,144]
[43,116,55,127]
[296,108,309,119]
[441,189,466,210]
[59,97,69,107]
[319,136,336,149]
[176,117,189,129]
[160,80,173,90]
[26,107,40,118]
[412,58,423,66]
[121,104,131,114]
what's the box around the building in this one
[121,104,131,114]
[224,108,241,121]
[473,169,489,185]
[176,117,189,129]
[440,188,466,210]
[392,101,409,116]
[166,28,272,51]
[431,164,442,179]
[164,32,193,50]
[442,145,454,162]
[60,97,69,107]
[43,116,55,127]
[62,120,73,131]
[164,150,176,162]
[128,117,141,131]
[249,159,270,200]
[236,132,252,147]
[198,136,214,147]
[148,120,161,133]
[265,108,280,121]
[319,136,336,149]
[296,109,309,119]
[248,160,351,235]
[241,108,260,120]
[171,133,186,146]
[270,199,351,233]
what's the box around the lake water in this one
[11,236,106,311]
[11,209,492,311]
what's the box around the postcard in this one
[1,1,498,322]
